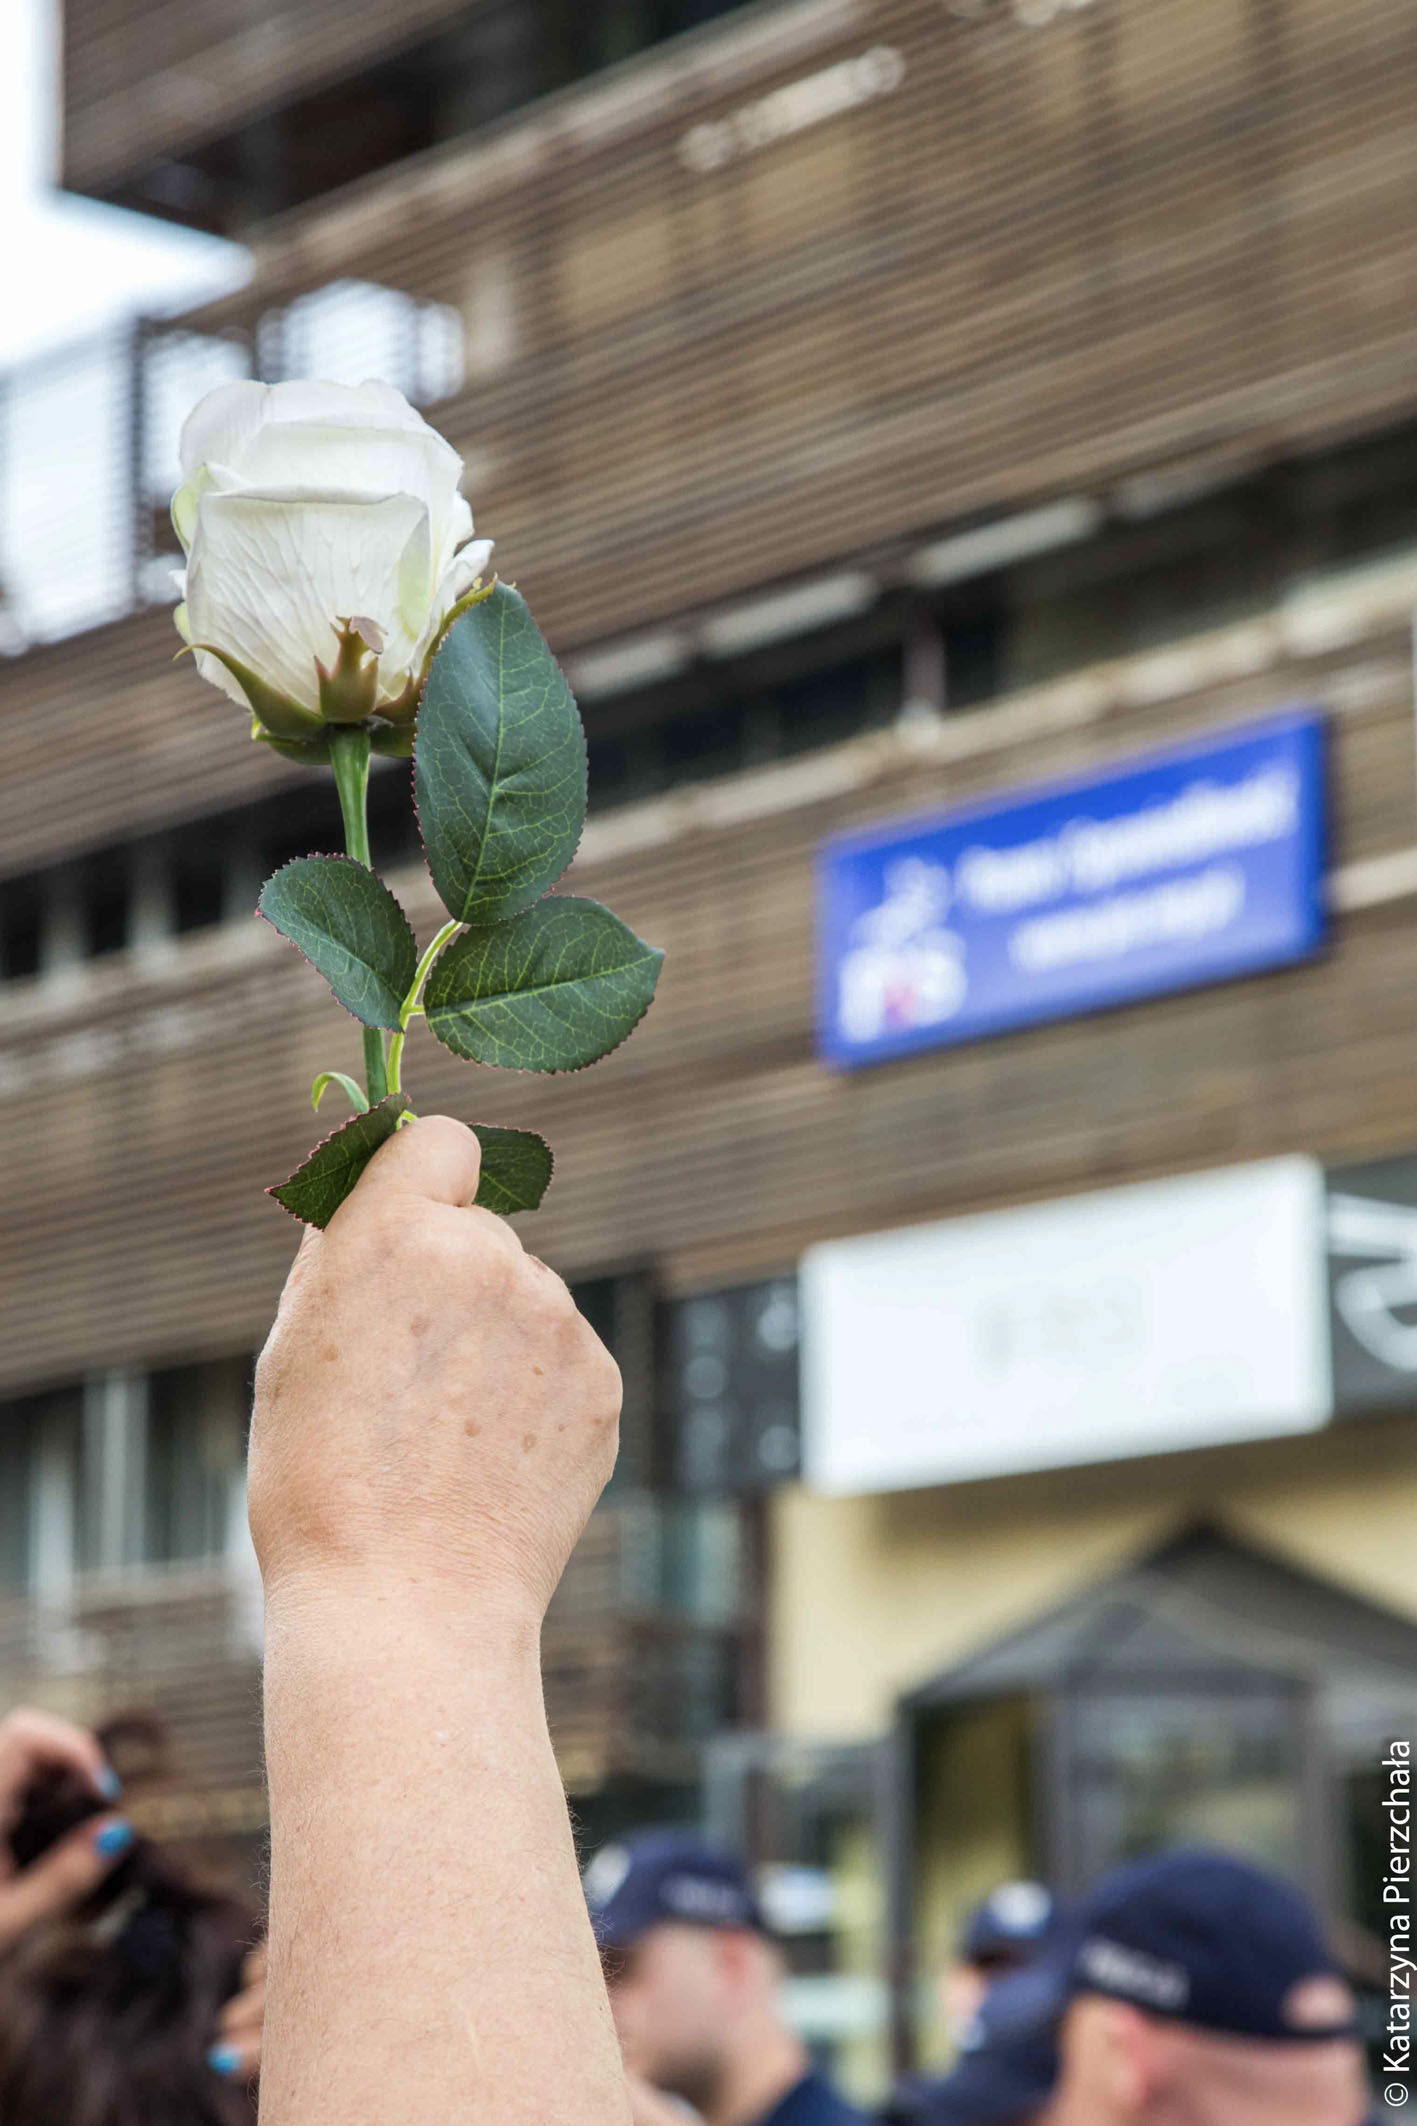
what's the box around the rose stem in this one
[386,918,461,1098]
[328,726,390,1106]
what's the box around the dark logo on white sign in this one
[1326,1156,1417,1411]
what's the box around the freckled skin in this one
[320,1346,339,1364]
[250,1112,623,1633]
[246,1114,628,2126]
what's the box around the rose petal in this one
[226,424,464,559]
[185,490,432,715]
[260,380,428,434]
[178,381,268,481]
[444,539,494,601]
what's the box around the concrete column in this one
[38,867,84,981]
[130,840,175,961]
[82,1368,147,1572]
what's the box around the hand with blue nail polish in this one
[0,1707,135,1942]
[92,1818,134,1861]
[210,1941,266,2085]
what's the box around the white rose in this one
[171,378,492,738]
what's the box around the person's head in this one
[943,1881,1060,2043]
[586,1832,794,2115]
[916,1958,1061,2123]
[1048,1995,1367,2126]
[0,1715,258,2126]
[1033,1849,1366,2126]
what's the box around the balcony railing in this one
[0,1496,746,1828]
[0,283,464,655]
[0,1563,266,1839]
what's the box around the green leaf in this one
[471,1126,554,1214]
[415,583,587,926]
[312,1070,369,1114]
[424,895,663,1072]
[268,1096,408,1228]
[260,856,417,1032]
[269,1105,551,1227]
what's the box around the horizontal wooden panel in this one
[0,1512,736,1818]
[24,0,1417,878]
[174,0,1417,663]
[1,628,1415,1395]
[63,0,484,193]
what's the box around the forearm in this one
[258,1582,631,2126]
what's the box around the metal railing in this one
[0,282,465,655]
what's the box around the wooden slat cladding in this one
[0,1511,737,1818]
[20,0,1417,869]
[0,609,315,881]
[153,0,1417,659]
[62,0,480,193]
[0,622,1414,1397]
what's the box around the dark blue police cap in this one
[960,1881,1059,1966]
[583,1831,765,1954]
[1057,1847,1359,2043]
[917,1847,1357,2123]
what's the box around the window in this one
[171,833,229,935]
[0,874,43,981]
[106,2,757,235]
[145,1360,250,1567]
[77,848,131,960]
[13,412,1417,986]
[0,1360,251,1591]
[0,1390,84,1596]
[585,643,902,815]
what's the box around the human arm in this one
[248,1116,631,2126]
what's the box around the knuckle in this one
[526,1263,575,1324]
[584,1342,624,1421]
[472,1230,521,1297]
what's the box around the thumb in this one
[0,1814,133,1942]
[343,1114,483,1214]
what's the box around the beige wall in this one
[767,1410,1417,1740]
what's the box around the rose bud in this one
[170,379,493,760]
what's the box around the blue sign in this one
[816,710,1326,1068]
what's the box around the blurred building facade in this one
[3,0,1417,2092]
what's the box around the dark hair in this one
[0,1715,259,2126]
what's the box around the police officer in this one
[919,1847,1370,2126]
[893,1956,1058,2125]
[586,1831,869,2126]
[886,1881,1061,2124]
[942,1882,1061,2046]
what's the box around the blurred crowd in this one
[0,1699,1378,2126]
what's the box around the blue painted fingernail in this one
[93,1818,134,1859]
[96,1765,121,1801]
[207,2045,242,2079]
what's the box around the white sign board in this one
[801,1157,1332,1494]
